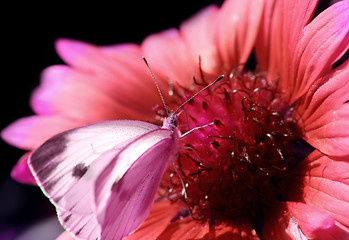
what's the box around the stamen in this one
[157,69,309,224]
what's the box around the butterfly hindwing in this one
[94,129,177,240]
[57,207,101,240]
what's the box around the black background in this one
[0,0,339,239]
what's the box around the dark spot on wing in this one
[64,214,72,223]
[54,195,63,203]
[72,163,89,179]
[69,201,80,212]
[30,132,67,170]
[76,226,84,236]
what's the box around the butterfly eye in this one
[172,118,178,127]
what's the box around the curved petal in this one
[290,1,349,102]
[255,0,319,81]
[141,29,194,88]
[179,5,221,77]
[302,150,349,228]
[55,38,90,67]
[10,152,36,185]
[216,0,264,72]
[254,0,349,111]
[304,150,349,185]
[156,218,209,240]
[263,201,347,240]
[294,55,349,156]
[209,222,259,240]
[1,115,80,150]
[54,39,164,119]
[287,201,335,239]
[31,65,147,122]
[56,231,74,240]
[126,200,183,240]
[305,104,349,156]
[254,0,277,72]
[327,222,349,240]
[100,43,140,59]
[157,217,258,240]
[299,60,349,124]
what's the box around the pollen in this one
[158,69,311,226]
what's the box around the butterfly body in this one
[28,115,179,240]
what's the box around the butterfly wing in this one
[94,129,177,240]
[28,120,161,239]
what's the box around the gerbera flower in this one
[2,0,348,239]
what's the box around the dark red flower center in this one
[156,69,310,228]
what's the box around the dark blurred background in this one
[0,0,340,239]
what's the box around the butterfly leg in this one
[180,121,214,138]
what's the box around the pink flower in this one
[2,0,348,239]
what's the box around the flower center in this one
[157,70,309,225]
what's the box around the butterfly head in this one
[162,113,178,132]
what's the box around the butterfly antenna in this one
[174,75,224,114]
[143,57,170,116]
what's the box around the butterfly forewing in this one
[28,120,162,239]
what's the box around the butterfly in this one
[28,58,223,240]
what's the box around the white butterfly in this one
[28,58,223,240]
[29,115,179,240]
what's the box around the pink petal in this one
[157,218,258,240]
[54,39,165,119]
[210,222,259,239]
[10,152,36,185]
[299,60,349,124]
[287,202,335,239]
[263,200,348,240]
[100,43,140,57]
[126,200,183,240]
[31,65,147,122]
[277,0,319,88]
[179,5,221,77]
[290,1,349,102]
[1,115,80,150]
[326,222,349,240]
[141,29,194,88]
[305,150,349,185]
[293,55,349,156]
[254,0,349,112]
[305,103,349,156]
[302,150,349,227]
[30,65,71,116]
[254,0,277,72]
[255,0,319,80]
[302,182,349,228]
[216,0,264,72]
[55,38,91,67]
[156,218,209,240]
[56,231,75,240]
[57,39,167,120]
